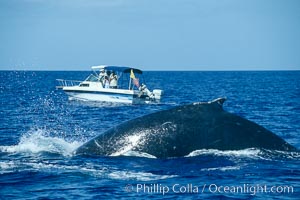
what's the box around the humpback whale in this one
[75,98,297,158]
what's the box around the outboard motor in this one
[152,89,164,100]
[139,84,155,99]
[139,84,164,100]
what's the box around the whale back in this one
[75,98,297,158]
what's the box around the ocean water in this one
[0,70,299,199]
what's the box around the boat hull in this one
[65,92,134,103]
[62,87,141,104]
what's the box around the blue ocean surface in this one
[0,70,299,199]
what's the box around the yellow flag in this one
[130,69,135,79]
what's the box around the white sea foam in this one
[108,171,177,181]
[201,166,241,172]
[0,129,82,156]
[0,161,17,174]
[19,161,176,181]
[118,150,157,159]
[185,148,263,159]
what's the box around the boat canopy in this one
[91,65,106,70]
[91,65,143,74]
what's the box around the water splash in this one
[0,129,82,156]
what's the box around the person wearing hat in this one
[99,68,107,86]
[109,71,118,89]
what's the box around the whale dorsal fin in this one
[193,97,226,109]
[209,97,226,108]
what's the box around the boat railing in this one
[56,79,82,89]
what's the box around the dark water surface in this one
[0,71,299,199]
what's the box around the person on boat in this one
[104,76,110,88]
[109,72,118,89]
[99,69,107,83]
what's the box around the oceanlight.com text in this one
[125,183,294,196]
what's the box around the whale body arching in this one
[75,98,297,158]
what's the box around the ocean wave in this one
[185,148,262,159]
[200,166,241,172]
[108,147,299,160]
[111,148,260,160]
[111,150,157,159]
[0,129,82,156]
[0,159,176,181]
[27,161,176,181]
[0,161,17,174]
[107,171,177,181]
[185,148,300,160]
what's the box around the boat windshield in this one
[85,74,99,82]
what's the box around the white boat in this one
[56,65,164,104]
